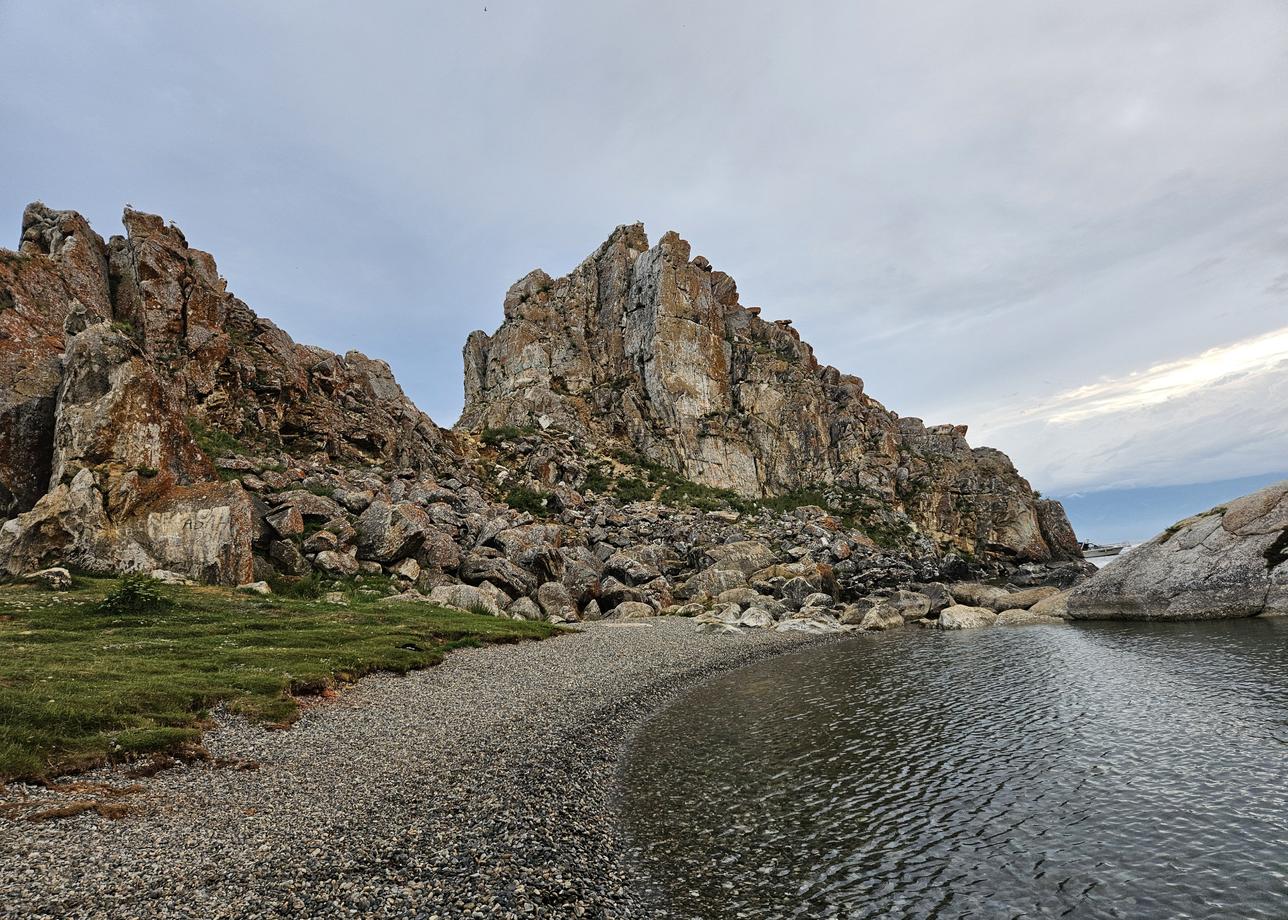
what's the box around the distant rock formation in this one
[1068,480,1288,619]
[458,224,1080,562]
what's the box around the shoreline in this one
[1,618,831,919]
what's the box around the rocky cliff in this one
[0,203,453,583]
[459,224,1079,562]
[1,204,1082,618]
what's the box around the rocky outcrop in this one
[0,203,453,583]
[1068,481,1288,620]
[1,203,1085,611]
[458,225,1080,563]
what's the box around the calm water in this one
[623,620,1288,919]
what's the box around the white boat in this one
[1080,541,1129,559]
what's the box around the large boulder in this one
[428,583,506,617]
[356,500,431,563]
[948,583,1010,611]
[703,540,777,575]
[680,565,748,599]
[1068,482,1288,620]
[939,605,998,630]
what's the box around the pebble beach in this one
[0,620,821,919]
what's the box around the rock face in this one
[0,204,1085,612]
[0,203,453,583]
[458,224,1079,563]
[1068,482,1288,620]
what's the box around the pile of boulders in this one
[222,447,1084,630]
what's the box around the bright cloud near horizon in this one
[1,0,1286,500]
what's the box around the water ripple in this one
[623,618,1288,919]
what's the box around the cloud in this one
[1020,326,1288,424]
[1,0,1286,496]
[971,327,1288,493]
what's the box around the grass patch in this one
[185,417,247,459]
[0,577,554,782]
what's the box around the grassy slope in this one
[0,577,554,783]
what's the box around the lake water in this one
[623,619,1288,919]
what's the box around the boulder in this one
[388,557,420,582]
[694,603,742,626]
[536,581,577,620]
[996,585,1060,610]
[149,569,194,585]
[948,583,1010,611]
[681,565,748,599]
[738,606,775,628]
[428,583,505,617]
[314,550,359,577]
[716,586,767,609]
[1068,482,1288,620]
[610,601,656,619]
[703,540,777,575]
[1029,590,1070,619]
[858,605,904,631]
[506,596,544,621]
[939,605,998,629]
[271,490,344,522]
[780,576,816,610]
[912,582,955,615]
[268,538,310,577]
[303,530,339,554]
[458,552,537,598]
[356,500,431,563]
[995,607,1066,627]
[264,504,304,539]
[839,598,877,625]
[881,589,933,621]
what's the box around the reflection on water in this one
[624,619,1288,919]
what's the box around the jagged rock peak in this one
[0,203,457,582]
[458,224,1081,563]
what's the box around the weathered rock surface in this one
[939,605,999,630]
[1068,482,1288,620]
[458,224,1080,563]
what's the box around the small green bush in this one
[264,570,326,599]
[613,477,653,503]
[95,575,171,617]
[481,425,536,447]
[505,486,549,515]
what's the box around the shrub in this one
[613,477,653,503]
[95,575,171,617]
[504,486,549,515]
[264,570,326,599]
[481,425,536,447]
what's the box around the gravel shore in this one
[1,619,822,919]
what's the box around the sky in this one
[2,1,1286,539]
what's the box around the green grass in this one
[185,416,247,459]
[0,576,554,782]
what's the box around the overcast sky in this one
[2,1,1286,517]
